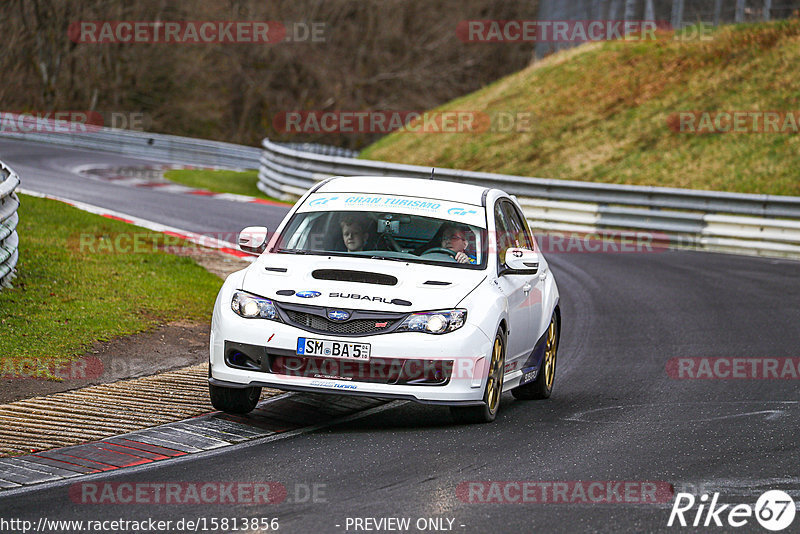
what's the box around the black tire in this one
[512,312,558,400]
[209,383,262,414]
[450,328,506,424]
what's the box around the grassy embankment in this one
[361,21,800,196]
[0,195,223,376]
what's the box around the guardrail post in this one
[735,0,746,22]
[671,0,685,29]
[645,0,655,23]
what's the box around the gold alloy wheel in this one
[486,336,504,411]
[543,319,557,390]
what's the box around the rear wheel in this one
[512,313,558,400]
[209,383,262,414]
[450,329,505,424]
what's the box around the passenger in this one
[441,224,476,264]
[340,216,369,252]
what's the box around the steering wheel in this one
[420,247,457,259]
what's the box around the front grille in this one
[274,301,408,337]
[285,310,399,335]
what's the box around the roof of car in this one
[315,176,492,206]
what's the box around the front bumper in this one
[207,377,485,406]
[210,306,493,405]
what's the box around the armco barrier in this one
[1,118,797,260]
[0,114,260,169]
[0,161,20,289]
[259,138,800,259]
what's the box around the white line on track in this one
[18,188,255,261]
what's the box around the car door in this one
[493,200,532,365]
[499,200,541,367]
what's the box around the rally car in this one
[209,176,560,423]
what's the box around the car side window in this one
[501,201,532,250]
[494,202,513,267]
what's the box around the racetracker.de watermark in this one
[0,111,149,133]
[456,20,672,42]
[668,111,800,134]
[666,357,800,379]
[68,21,326,44]
[68,231,243,255]
[0,112,102,134]
[535,231,669,254]
[1,356,103,380]
[69,482,289,505]
[69,230,670,256]
[0,355,210,382]
[273,110,533,134]
[457,481,674,503]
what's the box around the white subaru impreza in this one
[209,176,560,423]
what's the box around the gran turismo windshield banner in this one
[299,193,487,228]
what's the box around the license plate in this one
[296,337,371,361]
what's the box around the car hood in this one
[241,253,486,312]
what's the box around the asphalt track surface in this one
[1,138,799,533]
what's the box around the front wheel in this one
[209,383,262,414]
[512,313,558,400]
[450,329,506,424]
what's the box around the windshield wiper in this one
[369,255,406,262]
[275,248,310,255]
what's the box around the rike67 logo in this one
[668,490,796,531]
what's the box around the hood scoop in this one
[312,269,398,286]
[423,280,452,286]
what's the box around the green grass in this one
[361,20,800,196]
[164,169,289,203]
[0,195,224,376]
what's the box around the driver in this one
[441,224,476,264]
[340,216,369,252]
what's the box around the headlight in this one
[396,309,466,334]
[231,291,279,321]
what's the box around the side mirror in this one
[503,248,539,274]
[238,226,269,255]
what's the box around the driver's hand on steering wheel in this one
[455,251,470,264]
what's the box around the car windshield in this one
[273,210,487,268]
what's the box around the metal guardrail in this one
[278,142,359,159]
[259,138,800,259]
[0,161,20,289]
[2,118,797,260]
[0,114,261,170]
